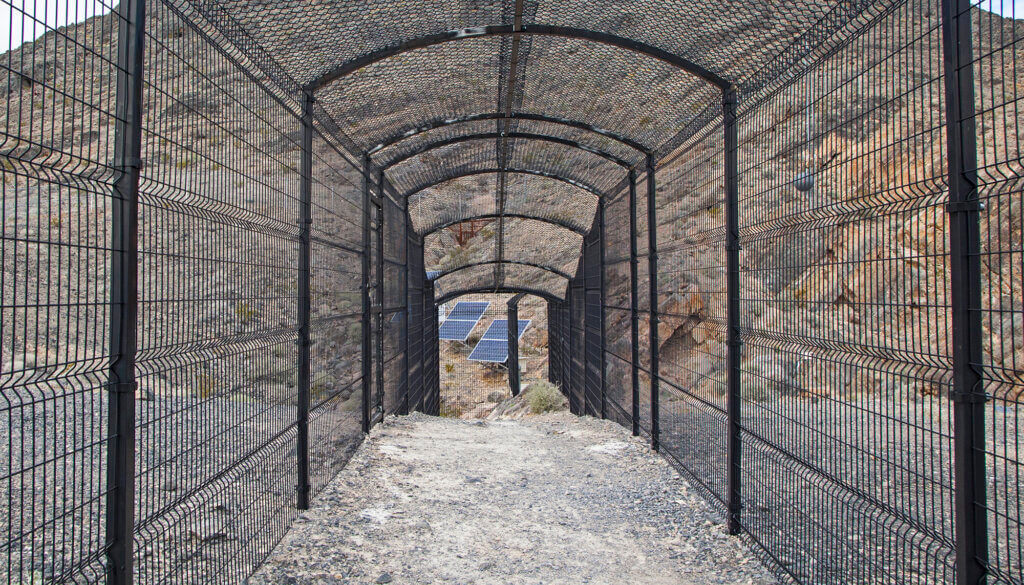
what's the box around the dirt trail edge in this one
[249,413,776,585]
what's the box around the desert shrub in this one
[523,381,566,414]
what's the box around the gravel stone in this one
[249,412,776,585]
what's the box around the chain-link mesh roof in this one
[191,0,873,299]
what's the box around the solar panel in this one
[468,319,531,363]
[447,301,489,320]
[437,301,490,341]
[480,319,531,341]
[468,339,510,363]
[438,318,478,341]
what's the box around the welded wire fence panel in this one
[0,2,119,582]
[307,130,364,497]
[735,0,956,581]
[133,1,308,581]
[653,122,730,507]
[971,3,1024,583]
[1,2,371,583]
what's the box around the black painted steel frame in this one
[5,1,1011,584]
[107,1,146,581]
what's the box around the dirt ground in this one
[249,412,775,585]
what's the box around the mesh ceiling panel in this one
[372,117,643,170]
[315,37,505,153]
[501,174,598,233]
[434,262,569,300]
[408,175,499,234]
[499,217,583,274]
[189,0,875,298]
[386,136,620,197]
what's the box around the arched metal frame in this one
[378,131,632,170]
[435,285,563,306]
[305,25,731,93]
[368,112,650,156]
[429,259,573,281]
[419,212,589,237]
[402,168,612,201]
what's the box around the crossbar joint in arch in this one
[379,131,632,169]
[304,25,733,93]
[368,112,650,155]
[403,168,611,201]
[435,286,564,306]
[421,213,590,237]
[431,259,573,282]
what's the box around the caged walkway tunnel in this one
[1,0,1023,583]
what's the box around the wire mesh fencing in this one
[2,0,1023,584]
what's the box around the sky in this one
[0,1,113,52]
[0,0,1021,53]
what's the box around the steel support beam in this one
[367,112,649,156]
[941,0,988,582]
[305,25,731,93]
[507,293,526,396]
[628,170,640,436]
[106,1,146,582]
[379,131,632,169]
[402,168,610,201]
[295,92,314,510]
[431,259,573,281]
[598,198,608,420]
[375,171,386,424]
[723,87,743,535]
[422,213,589,238]
[360,156,373,434]
[435,286,561,306]
[645,154,660,452]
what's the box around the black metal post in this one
[401,203,410,415]
[507,294,522,396]
[361,156,372,434]
[646,154,660,452]
[106,1,145,583]
[941,0,988,582]
[375,171,386,422]
[295,92,313,510]
[628,169,640,436]
[599,198,607,420]
[723,87,743,536]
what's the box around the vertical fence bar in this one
[941,0,988,582]
[507,295,520,396]
[646,154,660,452]
[106,1,146,582]
[723,86,743,536]
[375,171,386,422]
[628,170,640,436]
[361,156,372,434]
[401,207,410,415]
[295,92,313,510]
[599,198,607,420]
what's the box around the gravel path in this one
[249,412,776,585]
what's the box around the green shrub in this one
[523,381,566,414]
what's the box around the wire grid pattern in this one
[972,3,1024,582]
[3,1,1024,585]
[0,1,120,582]
[0,1,370,583]
[653,121,731,509]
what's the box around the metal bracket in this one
[110,382,137,394]
[946,200,985,213]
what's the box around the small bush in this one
[523,381,566,414]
